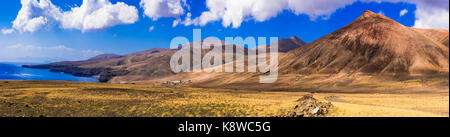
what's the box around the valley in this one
[0,80,447,117]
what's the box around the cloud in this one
[173,0,357,28]
[411,1,449,29]
[1,28,14,35]
[10,0,138,33]
[287,0,357,20]
[173,12,199,27]
[400,9,408,16]
[12,0,63,33]
[8,0,449,31]
[140,0,186,20]
[148,26,155,31]
[363,0,449,29]
[175,0,448,30]
[0,44,103,62]
[413,8,449,29]
[60,0,139,32]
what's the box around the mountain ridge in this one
[23,37,306,82]
[22,10,449,84]
[279,10,449,75]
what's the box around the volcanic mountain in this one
[87,54,123,61]
[273,36,306,52]
[24,37,305,83]
[279,10,449,75]
[258,36,306,52]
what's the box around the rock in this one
[281,94,333,117]
[312,107,320,114]
[289,112,296,117]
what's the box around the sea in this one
[0,62,98,82]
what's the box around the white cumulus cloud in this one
[173,12,200,27]
[140,0,186,21]
[287,0,356,20]
[174,0,357,28]
[60,0,139,32]
[9,0,139,33]
[411,0,449,29]
[363,0,449,29]
[8,0,449,31]
[12,0,63,33]
[175,0,448,30]
[413,8,449,30]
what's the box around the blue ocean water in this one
[0,62,98,82]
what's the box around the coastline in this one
[0,62,99,82]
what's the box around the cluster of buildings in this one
[162,80,192,86]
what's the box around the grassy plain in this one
[0,80,448,117]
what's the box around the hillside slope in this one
[279,10,449,76]
[24,37,305,82]
[413,28,449,47]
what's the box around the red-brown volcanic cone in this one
[280,10,449,75]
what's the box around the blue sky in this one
[0,0,447,63]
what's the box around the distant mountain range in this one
[23,10,449,85]
[0,57,73,64]
[23,36,305,82]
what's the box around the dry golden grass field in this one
[0,79,448,117]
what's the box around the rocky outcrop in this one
[87,54,123,61]
[280,94,333,117]
[98,69,130,82]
